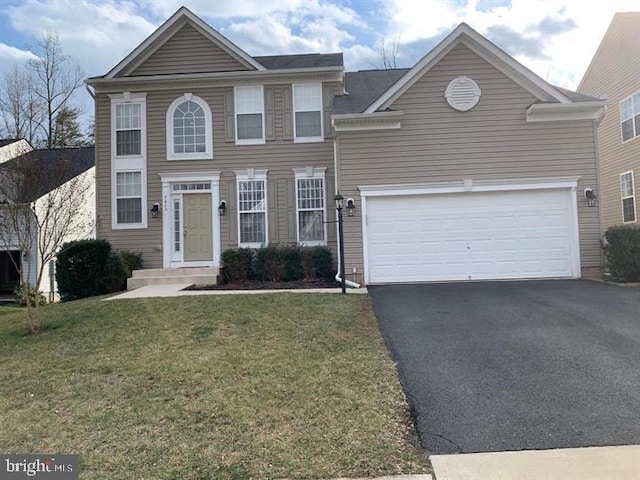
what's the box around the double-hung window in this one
[236,170,268,247]
[110,92,147,229]
[235,86,264,144]
[166,94,213,160]
[293,83,323,142]
[620,91,640,142]
[294,167,326,245]
[621,171,636,223]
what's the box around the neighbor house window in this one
[110,92,147,229]
[115,103,141,156]
[235,86,264,144]
[116,171,143,225]
[236,170,268,247]
[621,171,636,223]
[166,94,212,160]
[620,91,640,142]
[293,83,323,142]
[294,167,326,245]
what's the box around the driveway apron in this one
[369,280,640,454]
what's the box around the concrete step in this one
[131,267,219,278]
[128,267,219,290]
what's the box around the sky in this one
[1,0,639,127]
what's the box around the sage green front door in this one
[184,193,213,261]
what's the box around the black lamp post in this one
[334,192,346,294]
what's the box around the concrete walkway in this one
[105,283,367,300]
[430,445,640,480]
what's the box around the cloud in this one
[138,0,306,20]
[0,43,38,62]
[527,16,577,36]
[485,24,549,59]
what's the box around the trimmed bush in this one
[301,246,334,280]
[603,225,640,282]
[254,245,303,282]
[56,239,112,301]
[14,286,47,306]
[221,248,255,283]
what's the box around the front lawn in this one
[0,294,427,479]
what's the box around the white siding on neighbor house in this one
[337,43,602,284]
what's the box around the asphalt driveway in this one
[369,280,640,454]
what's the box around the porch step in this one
[127,267,219,290]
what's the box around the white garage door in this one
[365,189,578,283]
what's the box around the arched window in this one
[166,94,212,160]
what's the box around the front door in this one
[183,193,213,261]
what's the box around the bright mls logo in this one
[0,455,78,479]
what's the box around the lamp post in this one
[334,192,346,294]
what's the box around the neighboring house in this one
[578,12,640,229]
[0,147,95,299]
[0,139,32,162]
[86,7,606,287]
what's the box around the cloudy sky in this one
[0,0,638,124]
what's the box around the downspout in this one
[332,129,361,288]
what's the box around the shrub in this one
[14,285,47,306]
[56,239,112,301]
[101,250,144,292]
[301,246,334,280]
[221,248,255,283]
[603,225,640,282]
[254,245,303,282]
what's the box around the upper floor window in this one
[620,91,640,142]
[293,83,323,142]
[294,167,326,245]
[166,94,212,160]
[235,86,264,145]
[115,103,141,156]
[621,171,636,223]
[236,169,268,247]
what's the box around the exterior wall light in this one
[218,200,227,216]
[150,202,160,217]
[346,198,355,217]
[584,188,597,207]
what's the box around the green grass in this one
[0,294,427,479]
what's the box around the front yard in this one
[0,294,427,479]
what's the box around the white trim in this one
[527,101,607,124]
[332,111,403,132]
[110,93,147,230]
[105,6,264,78]
[235,169,269,248]
[166,94,213,160]
[293,167,328,246]
[360,178,581,284]
[620,170,637,223]
[234,85,266,145]
[358,177,580,197]
[293,83,324,143]
[365,23,570,113]
[159,172,220,269]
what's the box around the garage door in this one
[365,189,578,283]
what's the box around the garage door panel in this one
[366,189,577,283]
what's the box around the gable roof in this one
[365,23,574,113]
[254,53,343,69]
[105,6,264,78]
[0,147,94,202]
[333,69,410,114]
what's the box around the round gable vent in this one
[445,76,481,111]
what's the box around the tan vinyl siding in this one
[578,13,640,229]
[337,43,601,281]
[129,24,249,76]
[95,83,338,269]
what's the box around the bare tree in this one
[371,35,402,70]
[0,146,92,333]
[0,32,84,147]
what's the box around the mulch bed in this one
[184,279,340,290]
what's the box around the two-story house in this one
[578,12,640,229]
[87,7,606,287]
